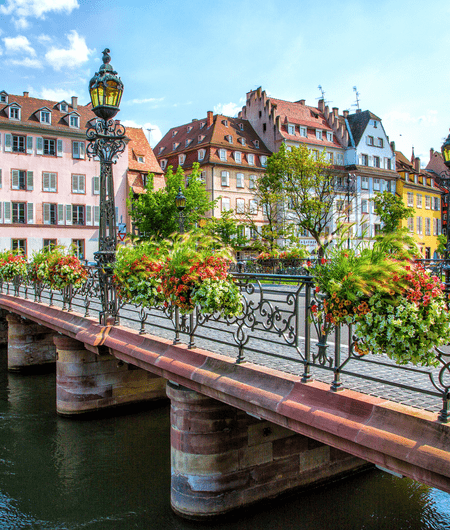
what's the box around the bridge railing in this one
[1,269,450,423]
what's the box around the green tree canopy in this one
[130,163,216,240]
[202,210,249,252]
[372,191,414,234]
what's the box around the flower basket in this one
[42,248,88,290]
[0,251,27,282]
[113,241,166,308]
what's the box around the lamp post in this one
[346,173,357,249]
[86,48,126,326]
[175,187,187,233]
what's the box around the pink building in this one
[0,90,156,260]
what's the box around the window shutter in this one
[43,173,50,191]
[0,169,2,189]
[4,202,11,223]
[27,136,33,154]
[57,139,63,157]
[80,175,85,193]
[11,170,19,190]
[94,206,100,225]
[0,133,2,150]
[27,203,33,223]
[36,137,43,155]
[57,204,65,225]
[50,173,57,192]
[0,202,2,222]
[80,142,85,159]
[92,176,100,195]
[72,142,79,159]
[72,174,78,193]
[43,203,50,224]
[27,171,33,190]
[86,205,92,225]
[65,204,73,225]
[5,134,12,152]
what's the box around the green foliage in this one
[130,163,216,240]
[203,210,249,251]
[0,250,27,281]
[262,143,337,255]
[437,234,447,256]
[372,191,414,234]
[28,246,88,289]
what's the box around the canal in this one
[0,348,450,530]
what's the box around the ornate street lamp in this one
[87,49,126,325]
[175,187,187,233]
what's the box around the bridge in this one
[0,271,449,518]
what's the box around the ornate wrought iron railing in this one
[1,268,450,423]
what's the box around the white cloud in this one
[10,57,43,68]
[3,35,36,55]
[37,34,52,44]
[213,102,241,117]
[0,0,79,18]
[127,97,165,105]
[120,121,163,147]
[39,87,78,101]
[14,17,29,30]
[45,30,93,71]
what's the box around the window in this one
[172,130,178,137]
[137,156,144,163]
[72,205,85,225]
[299,126,307,137]
[238,137,246,146]
[43,139,56,156]
[42,172,57,192]
[377,138,384,148]
[288,124,295,135]
[417,216,423,235]
[72,141,85,159]
[373,179,380,191]
[223,120,228,127]
[260,155,267,167]
[221,197,230,211]
[198,149,205,161]
[361,177,369,189]
[72,174,85,194]
[0,93,8,103]
[254,139,259,148]
[434,197,440,211]
[200,171,206,183]
[234,151,242,163]
[43,239,57,249]
[414,174,418,184]
[407,192,414,207]
[219,149,227,161]
[373,156,380,168]
[236,198,245,213]
[178,154,186,165]
[425,196,431,210]
[72,240,85,260]
[12,239,26,255]
[373,120,378,128]
[185,139,191,147]
[249,199,258,215]
[425,217,431,236]
[43,203,57,225]
[416,194,422,208]
[160,160,167,170]
[361,154,368,166]
[11,170,33,190]
[40,110,51,124]
[407,217,414,233]
[247,154,255,165]
[9,106,20,120]
[316,130,323,140]
[226,135,233,143]
[249,174,256,189]
[60,102,68,112]
[385,158,392,170]
[374,224,382,236]
[92,176,100,195]
[326,131,333,142]
[336,153,344,165]
[367,136,374,146]
[236,173,244,188]
[11,134,26,153]
[361,199,368,213]
[239,123,244,131]
[326,152,333,163]
[221,171,229,187]
[12,202,26,223]
[433,218,439,236]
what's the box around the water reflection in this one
[0,347,449,529]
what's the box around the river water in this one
[0,349,450,530]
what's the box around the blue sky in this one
[1,0,450,166]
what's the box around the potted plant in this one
[0,250,27,282]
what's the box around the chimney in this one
[71,96,78,110]
[414,157,421,172]
[207,110,213,127]
[318,99,324,111]
[333,107,339,117]
[298,99,305,105]
[343,110,349,118]
[390,140,396,152]
[23,91,29,98]
[430,148,435,158]
[257,87,262,98]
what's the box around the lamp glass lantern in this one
[89,49,124,121]
[175,187,187,211]
[442,133,450,169]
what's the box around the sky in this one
[1,0,450,166]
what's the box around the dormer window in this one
[223,119,228,127]
[227,135,233,143]
[238,137,246,146]
[60,103,68,112]
[234,151,242,163]
[198,149,205,161]
[316,130,323,140]
[288,124,295,135]
[137,155,145,163]
[198,135,204,143]
[173,142,179,150]
[0,92,8,104]
[260,155,267,167]
[69,115,79,128]
[239,123,244,131]
[219,149,227,161]
[159,146,165,154]
[187,125,193,133]
[9,106,20,120]
[160,159,167,170]
[254,140,259,148]
[299,126,307,137]
[40,110,51,124]
[373,120,378,128]
[179,154,186,165]
[185,139,191,147]
[200,122,205,129]
[172,130,178,137]
[247,153,255,165]
[326,131,333,142]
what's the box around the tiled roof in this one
[0,91,95,134]
[346,110,381,146]
[126,126,163,175]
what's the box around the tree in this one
[202,210,249,253]
[372,191,414,234]
[262,143,340,256]
[130,163,216,240]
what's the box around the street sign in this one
[117,222,126,241]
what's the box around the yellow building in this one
[396,151,443,258]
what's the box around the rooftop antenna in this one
[352,86,360,110]
[317,85,331,106]
[146,127,155,145]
